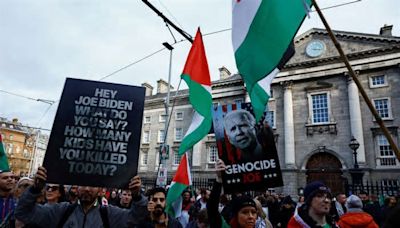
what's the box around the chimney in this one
[379,24,393,37]
[157,79,174,94]
[141,82,154,96]
[219,66,231,80]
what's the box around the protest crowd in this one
[0,163,399,228]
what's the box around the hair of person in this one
[223,109,256,129]
[182,189,192,197]
[197,209,209,224]
[148,187,166,198]
[200,188,207,195]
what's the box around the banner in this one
[43,78,145,188]
[212,102,283,193]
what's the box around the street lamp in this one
[349,136,360,169]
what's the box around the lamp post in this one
[348,136,364,189]
[349,136,360,169]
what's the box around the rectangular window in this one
[311,93,329,123]
[265,111,275,128]
[370,75,387,88]
[7,144,13,154]
[377,135,397,166]
[175,111,184,121]
[208,146,218,163]
[159,114,167,123]
[174,128,183,142]
[373,98,391,119]
[142,131,150,143]
[144,116,151,123]
[141,152,148,165]
[173,151,181,166]
[158,130,165,143]
[234,98,243,104]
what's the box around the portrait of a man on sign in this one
[212,102,283,193]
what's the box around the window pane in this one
[208,146,218,163]
[265,111,275,128]
[374,99,389,118]
[312,94,329,123]
[144,116,151,123]
[174,151,181,165]
[372,75,385,86]
[176,112,183,120]
[143,131,150,143]
[175,128,183,141]
[141,152,148,165]
[158,130,165,143]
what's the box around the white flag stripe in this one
[232,0,262,51]
[257,68,279,96]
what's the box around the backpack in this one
[57,203,110,228]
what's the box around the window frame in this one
[159,114,167,123]
[174,128,183,142]
[144,116,151,124]
[141,151,148,165]
[158,130,165,143]
[372,97,392,120]
[142,130,150,144]
[173,151,181,166]
[369,75,388,88]
[375,134,399,167]
[265,110,276,129]
[308,91,331,124]
[207,145,218,164]
[175,111,184,121]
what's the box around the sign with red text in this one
[43,78,145,188]
[212,102,283,193]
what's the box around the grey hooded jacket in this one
[15,187,148,228]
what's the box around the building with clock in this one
[138,25,400,195]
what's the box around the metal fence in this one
[345,180,400,196]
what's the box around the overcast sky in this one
[0,0,399,132]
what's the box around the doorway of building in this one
[306,152,345,194]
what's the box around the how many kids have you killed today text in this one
[44,78,145,188]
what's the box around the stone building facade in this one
[138,26,400,195]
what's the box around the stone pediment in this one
[286,28,400,67]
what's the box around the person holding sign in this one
[207,159,261,228]
[223,110,263,162]
[15,166,148,228]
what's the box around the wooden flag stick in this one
[312,0,400,161]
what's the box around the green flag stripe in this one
[165,182,188,217]
[178,114,212,155]
[181,74,212,118]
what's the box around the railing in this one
[345,180,400,196]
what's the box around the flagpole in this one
[312,0,400,161]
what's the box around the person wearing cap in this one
[208,159,258,228]
[337,195,378,228]
[288,181,338,228]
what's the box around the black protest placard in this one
[212,102,283,193]
[43,78,145,188]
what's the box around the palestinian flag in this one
[166,152,192,218]
[232,0,311,121]
[178,28,212,155]
[0,134,10,172]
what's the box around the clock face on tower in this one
[305,40,325,58]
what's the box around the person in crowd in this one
[117,189,133,209]
[254,198,273,228]
[276,195,296,228]
[381,195,397,226]
[288,181,339,228]
[218,194,229,213]
[359,191,382,225]
[45,183,66,204]
[223,109,263,162]
[186,209,209,228]
[15,166,148,227]
[382,203,400,228]
[265,194,279,226]
[14,177,33,199]
[296,196,305,209]
[337,195,378,228]
[178,190,192,227]
[190,188,210,221]
[207,159,258,228]
[0,171,17,226]
[254,195,268,220]
[136,187,182,228]
[66,185,79,204]
[108,190,119,206]
[330,193,347,221]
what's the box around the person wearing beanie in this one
[338,195,378,228]
[288,181,339,228]
[208,159,257,228]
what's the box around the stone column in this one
[348,77,366,163]
[283,82,296,167]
